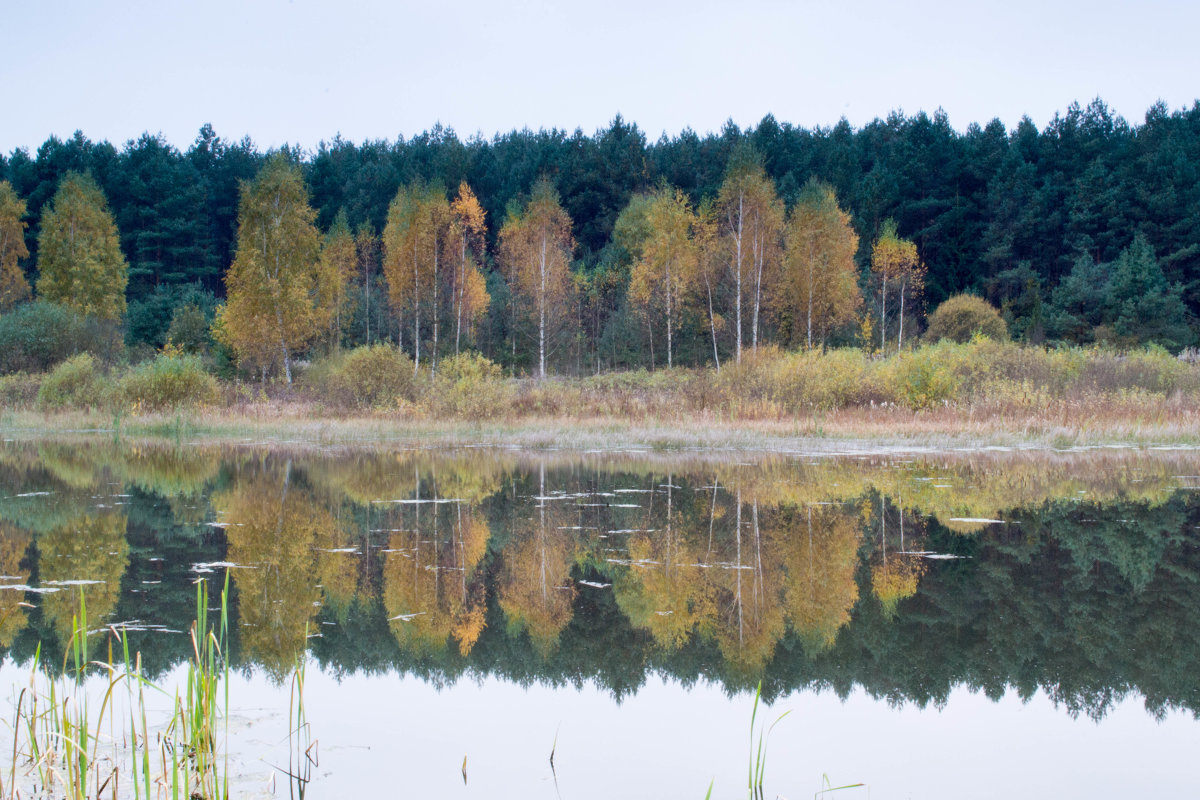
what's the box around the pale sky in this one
[2,0,1198,154]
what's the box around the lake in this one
[0,440,1197,798]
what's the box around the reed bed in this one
[0,575,305,800]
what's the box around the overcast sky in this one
[3,0,1198,154]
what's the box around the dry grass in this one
[3,397,1198,453]
[3,340,1199,450]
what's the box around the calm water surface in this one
[1,441,1198,798]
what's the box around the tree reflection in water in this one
[0,442,1196,720]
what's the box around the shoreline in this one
[3,406,1199,454]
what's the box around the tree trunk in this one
[880,272,887,353]
[665,254,673,369]
[898,276,906,351]
[432,246,440,376]
[806,250,815,349]
[705,270,721,373]
[275,306,292,384]
[456,236,465,356]
[735,194,744,364]
[752,213,762,353]
[412,237,420,373]
[539,230,547,379]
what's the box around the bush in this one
[37,353,105,410]
[0,302,91,374]
[925,294,1008,344]
[303,344,415,409]
[166,303,214,354]
[426,353,511,419]
[881,344,963,409]
[0,373,42,409]
[126,284,219,350]
[116,350,218,411]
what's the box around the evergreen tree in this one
[1108,235,1194,350]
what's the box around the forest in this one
[1,97,1198,381]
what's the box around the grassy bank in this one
[2,339,1199,450]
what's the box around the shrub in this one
[116,350,218,411]
[166,303,214,354]
[881,344,962,409]
[36,353,104,410]
[0,302,90,374]
[925,294,1008,344]
[126,284,220,350]
[303,344,415,409]
[0,373,42,409]
[426,353,511,420]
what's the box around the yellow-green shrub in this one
[925,294,1007,343]
[36,353,104,410]
[0,373,42,409]
[426,352,511,420]
[116,351,217,411]
[303,344,415,409]
[880,344,963,409]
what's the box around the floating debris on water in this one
[578,580,612,589]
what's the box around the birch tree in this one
[382,182,450,371]
[717,153,780,361]
[870,219,921,352]
[219,155,324,383]
[319,209,356,352]
[355,222,379,344]
[449,182,490,355]
[0,182,30,311]
[746,175,784,352]
[498,177,575,379]
[627,187,697,369]
[784,180,862,348]
[36,172,128,320]
[693,199,724,371]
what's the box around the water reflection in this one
[0,441,1197,720]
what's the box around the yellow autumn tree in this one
[355,222,380,344]
[497,177,575,378]
[870,219,922,352]
[627,187,698,369]
[693,199,725,370]
[716,152,782,361]
[218,155,326,382]
[449,182,491,355]
[382,181,451,371]
[784,180,862,348]
[36,172,128,320]
[0,181,31,311]
[319,209,357,352]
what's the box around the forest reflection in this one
[0,441,1198,719]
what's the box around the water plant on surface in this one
[282,645,316,799]
[748,681,790,800]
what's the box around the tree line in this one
[1,98,1197,377]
